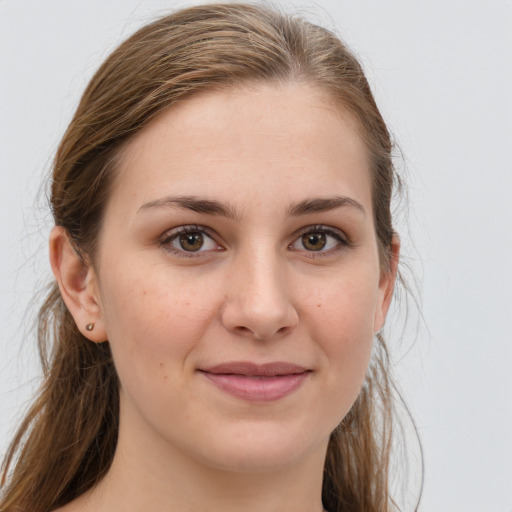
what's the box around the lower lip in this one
[201,372,309,402]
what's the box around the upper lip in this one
[200,362,309,377]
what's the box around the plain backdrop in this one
[1,1,511,511]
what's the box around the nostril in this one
[234,326,252,335]
[232,324,291,340]
[220,298,298,340]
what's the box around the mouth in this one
[198,362,311,402]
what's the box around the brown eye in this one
[179,232,204,252]
[290,226,347,255]
[164,226,220,255]
[301,232,326,251]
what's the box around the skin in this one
[51,83,398,512]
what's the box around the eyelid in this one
[289,224,350,255]
[158,223,350,259]
[159,224,223,257]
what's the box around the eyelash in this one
[159,225,220,258]
[290,225,350,258]
[159,224,350,258]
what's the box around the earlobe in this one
[373,236,400,333]
[49,226,107,342]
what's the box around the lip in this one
[198,362,311,402]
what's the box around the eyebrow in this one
[138,194,365,219]
[286,196,366,217]
[138,195,241,220]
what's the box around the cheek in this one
[305,269,378,345]
[303,272,378,405]
[98,267,218,383]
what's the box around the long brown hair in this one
[1,4,418,511]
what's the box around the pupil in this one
[179,233,203,251]
[303,233,326,251]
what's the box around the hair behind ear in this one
[1,279,119,512]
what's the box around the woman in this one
[0,3,418,512]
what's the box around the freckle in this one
[164,375,168,380]
[159,362,164,367]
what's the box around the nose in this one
[220,251,299,340]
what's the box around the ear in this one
[373,236,400,333]
[49,226,107,342]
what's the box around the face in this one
[88,83,395,473]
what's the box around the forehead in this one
[109,82,372,217]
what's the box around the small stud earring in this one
[85,322,95,332]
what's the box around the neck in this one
[75,402,328,512]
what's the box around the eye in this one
[161,226,221,255]
[290,226,347,254]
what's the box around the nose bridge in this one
[244,246,285,308]
[221,240,298,339]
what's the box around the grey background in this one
[1,1,511,510]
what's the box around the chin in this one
[188,420,330,474]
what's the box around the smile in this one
[199,362,311,402]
